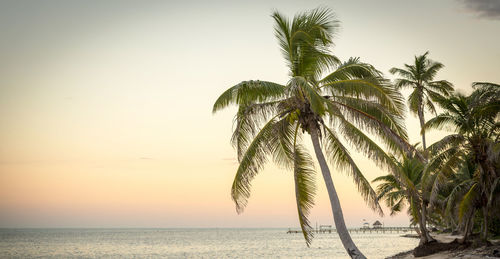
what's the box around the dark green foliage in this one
[423,82,500,240]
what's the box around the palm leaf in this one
[232,101,282,161]
[322,125,383,215]
[458,183,478,222]
[427,134,464,155]
[293,143,317,246]
[213,81,286,113]
[231,116,279,213]
[336,116,399,173]
[326,99,423,161]
[323,77,405,116]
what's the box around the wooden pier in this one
[286,226,415,234]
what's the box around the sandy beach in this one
[387,234,500,259]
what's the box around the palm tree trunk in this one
[481,206,489,240]
[461,210,474,243]
[418,209,428,245]
[417,101,434,245]
[418,202,435,245]
[417,104,427,150]
[310,129,366,259]
[414,225,422,236]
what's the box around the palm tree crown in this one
[390,51,453,150]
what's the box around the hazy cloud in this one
[459,0,500,19]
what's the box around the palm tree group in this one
[375,82,500,245]
[423,82,500,241]
[212,6,499,258]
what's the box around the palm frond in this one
[424,97,437,116]
[393,78,417,90]
[390,198,405,216]
[389,67,414,81]
[423,146,462,187]
[293,143,317,246]
[326,99,423,161]
[336,116,399,173]
[213,81,286,113]
[427,134,465,155]
[329,96,407,144]
[323,77,405,116]
[407,89,423,115]
[231,116,279,213]
[458,183,478,222]
[272,10,293,71]
[421,61,444,81]
[472,82,500,89]
[321,58,381,83]
[270,115,299,169]
[272,7,339,79]
[428,80,454,96]
[322,125,383,215]
[232,101,282,161]
[444,179,474,218]
[422,113,456,133]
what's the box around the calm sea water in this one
[0,228,418,258]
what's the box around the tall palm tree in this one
[213,8,413,258]
[423,82,500,240]
[390,52,453,150]
[389,52,453,244]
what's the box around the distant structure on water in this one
[373,220,383,229]
[362,219,369,229]
[287,220,413,234]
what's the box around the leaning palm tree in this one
[213,8,412,258]
[390,52,453,244]
[423,82,500,241]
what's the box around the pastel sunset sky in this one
[1,0,499,228]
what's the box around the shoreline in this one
[386,234,500,259]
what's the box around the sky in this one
[0,0,499,228]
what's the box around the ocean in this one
[0,228,418,258]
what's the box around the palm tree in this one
[389,52,453,244]
[372,153,442,242]
[372,155,423,219]
[390,52,453,150]
[423,82,500,241]
[213,8,414,258]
